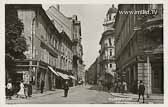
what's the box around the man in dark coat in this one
[40,80,45,93]
[137,80,145,103]
[6,80,13,100]
[64,81,69,97]
[28,81,32,97]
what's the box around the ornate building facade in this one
[98,5,117,85]
[114,4,163,94]
[46,5,84,85]
[6,4,81,92]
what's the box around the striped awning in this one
[69,75,76,80]
[48,66,60,76]
[57,72,69,80]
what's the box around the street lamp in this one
[144,50,152,98]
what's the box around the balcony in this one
[100,56,115,63]
[72,38,79,43]
[104,55,115,60]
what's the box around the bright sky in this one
[43,4,112,69]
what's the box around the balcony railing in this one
[102,56,115,61]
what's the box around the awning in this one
[69,75,76,80]
[57,72,69,80]
[48,66,60,76]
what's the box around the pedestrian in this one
[137,80,145,103]
[118,81,121,93]
[120,82,124,94]
[6,79,13,100]
[114,82,117,92]
[24,84,28,98]
[122,81,128,93]
[28,81,32,97]
[16,80,25,98]
[64,80,69,97]
[40,80,45,93]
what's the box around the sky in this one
[43,4,112,69]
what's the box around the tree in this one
[5,5,28,78]
[5,5,28,59]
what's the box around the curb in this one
[110,93,164,100]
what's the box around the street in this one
[6,85,163,104]
[6,85,113,104]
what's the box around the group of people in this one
[6,80,32,100]
[115,80,145,103]
[6,78,145,103]
[98,80,145,103]
[113,81,128,93]
[39,79,69,97]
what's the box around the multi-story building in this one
[46,5,84,85]
[114,4,163,94]
[99,5,117,86]
[8,4,75,92]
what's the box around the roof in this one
[46,6,73,41]
[99,30,114,44]
[13,4,60,39]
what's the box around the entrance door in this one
[152,63,163,93]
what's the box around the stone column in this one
[146,56,152,98]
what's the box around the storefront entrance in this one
[151,62,163,93]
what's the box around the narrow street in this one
[6,85,163,104]
[6,85,113,104]
[4,4,164,105]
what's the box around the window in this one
[53,39,56,48]
[109,38,112,46]
[110,49,113,56]
[110,64,112,68]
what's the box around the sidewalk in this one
[110,92,164,104]
[110,92,163,99]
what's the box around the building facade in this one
[70,15,84,85]
[99,5,117,86]
[8,4,75,92]
[114,4,163,94]
[46,5,84,86]
[86,57,100,84]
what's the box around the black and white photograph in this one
[3,2,165,104]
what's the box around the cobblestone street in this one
[6,85,163,104]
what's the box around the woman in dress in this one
[16,80,25,98]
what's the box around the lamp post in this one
[144,50,152,98]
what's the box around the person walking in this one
[123,81,128,93]
[24,84,29,98]
[28,81,32,97]
[6,80,13,100]
[64,81,69,97]
[40,80,45,93]
[16,80,25,98]
[120,82,124,94]
[137,80,145,103]
[118,81,121,93]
